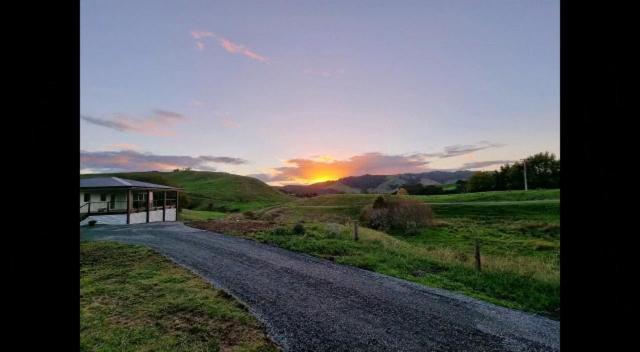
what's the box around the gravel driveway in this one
[81,222,559,352]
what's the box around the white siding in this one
[149,209,163,222]
[80,191,127,213]
[166,208,177,221]
[129,212,147,224]
[80,214,127,225]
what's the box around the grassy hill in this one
[80,170,291,212]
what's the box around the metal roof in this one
[80,177,179,190]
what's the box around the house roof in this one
[80,177,180,190]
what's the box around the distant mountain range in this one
[278,171,475,195]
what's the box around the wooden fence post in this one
[353,220,359,241]
[474,239,482,272]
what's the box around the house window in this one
[84,193,90,202]
[100,193,107,201]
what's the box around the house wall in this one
[129,212,146,224]
[80,189,179,224]
[166,208,177,221]
[80,191,128,213]
[129,209,175,224]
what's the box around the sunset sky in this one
[81,0,559,185]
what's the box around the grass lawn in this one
[181,209,227,222]
[227,190,560,319]
[80,241,277,352]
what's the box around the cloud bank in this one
[458,160,514,170]
[81,150,247,173]
[81,110,187,136]
[423,141,505,159]
[252,152,431,183]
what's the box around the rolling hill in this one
[80,170,291,212]
[279,170,475,195]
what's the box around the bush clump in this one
[292,223,306,235]
[272,227,289,236]
[360,196,433,234]
[324,223,344,239]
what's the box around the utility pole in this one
[523,159,528,191]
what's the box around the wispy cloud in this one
[257,152,431,184]
[190,30,268,62]
[198,155,247,165]
[458,160,513,170]
[190,31,215,40]
[422,141,505,159]
[80,150,247,172]
[105,143,140,151]
[80,110,187,136]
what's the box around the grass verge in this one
[181,209,227,222]
[80,241,278,352]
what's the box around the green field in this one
[80,241,277,352]
[414,189,560,203]
[246,190,560,318]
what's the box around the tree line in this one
[466,152,560,192]
[399,152,559,195]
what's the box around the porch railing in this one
[80,199,177,214]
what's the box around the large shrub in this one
[360,196,433,234]
[292,223,306,235]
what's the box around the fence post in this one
[353,220,359,241]
[474,239,482,272]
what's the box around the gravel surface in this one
[81,222,559,352]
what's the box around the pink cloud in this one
[221,116,240,128]
[190,30,268,62]
[105,143,140,151]
[190,31,215,40]
[81,150,247,173]
[216,36,268,62]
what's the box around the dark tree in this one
[467,171,496,192]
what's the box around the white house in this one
[80,177,181,225]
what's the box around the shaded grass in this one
[80,241,278,352]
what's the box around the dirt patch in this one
[189,220,277,236]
